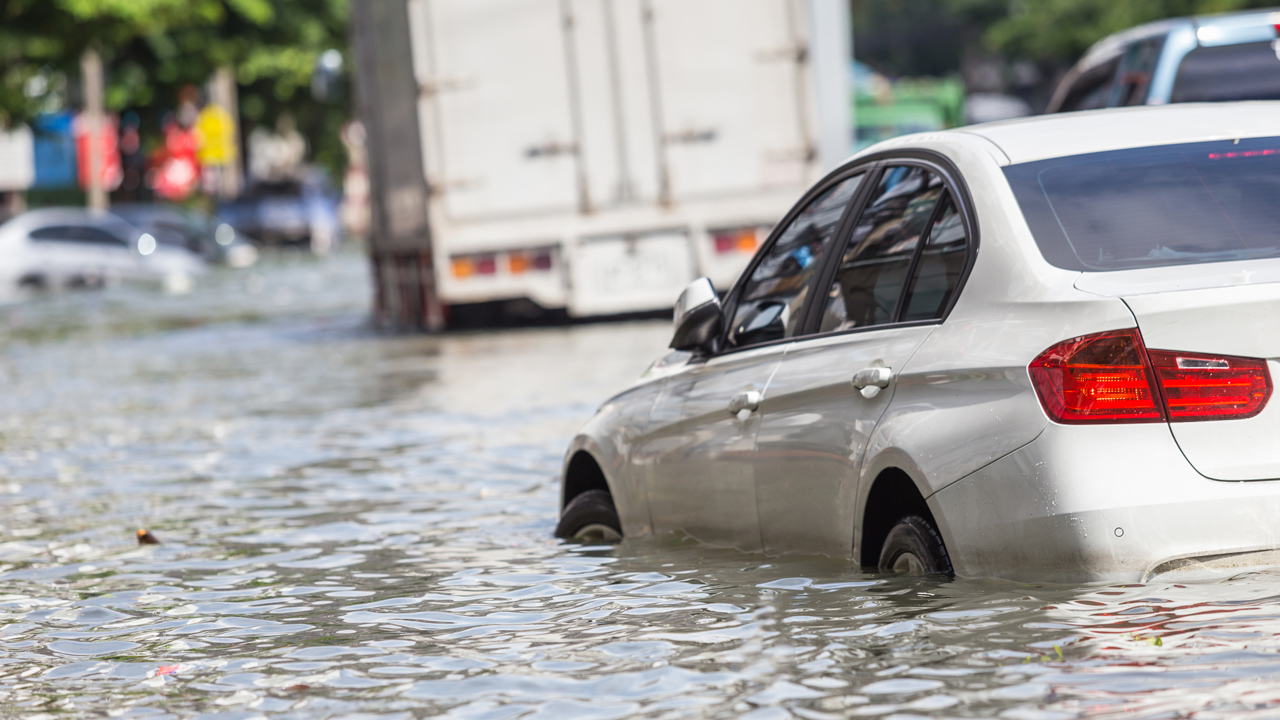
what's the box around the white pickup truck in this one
[406,0,849,320]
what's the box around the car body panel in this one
[932,421,1280,583]
[1117,282,1280,481]
[637,342,789,551]
[564,377,667,538]
[755,325,933,556]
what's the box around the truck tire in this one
[878,514,952,575]
[555,490,622,542]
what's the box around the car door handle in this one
[851,367,893,390]
[728,390,762,414]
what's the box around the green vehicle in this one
[853,64,966,149]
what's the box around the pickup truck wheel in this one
[878,515,952,575]
[555,489,622,543]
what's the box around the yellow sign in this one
[194,104,237,166]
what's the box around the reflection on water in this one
[4,251,1280,719]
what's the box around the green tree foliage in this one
[0,0,349,175]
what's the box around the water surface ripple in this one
[3,252,1280,719]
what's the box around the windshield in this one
[1171,41,1280,103]
[1004,136,1280,271]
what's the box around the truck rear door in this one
[642,0,814,201]
[412,0,583,222]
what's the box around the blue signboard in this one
[32,112,76,189]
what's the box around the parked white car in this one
[0,208,206,298]
[556,102,1280,583]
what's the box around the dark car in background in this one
[113,204,259,268]
[1048,9,1280,113]
[217,171,342,255]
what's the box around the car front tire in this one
[878,515,952,575]
[554,489,622,543]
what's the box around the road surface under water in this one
[3,251,1280,720]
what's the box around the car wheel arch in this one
[561,445,614,512]
[856,465,946,569]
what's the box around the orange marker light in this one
[509,252,532,275]
[452,257,475,279]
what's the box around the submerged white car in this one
[556,103,1280,583]
[0,208,206,297]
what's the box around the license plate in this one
[571,233,695,315]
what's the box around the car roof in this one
[954,102,1280,165]
[1,207,144,238]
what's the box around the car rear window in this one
[1004,136,1280,271]
[1171,41,1280,103]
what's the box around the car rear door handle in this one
[852,367,892,398]
[728,390,762,414]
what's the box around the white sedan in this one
[555,102,1280,583]
[0,208,205,298]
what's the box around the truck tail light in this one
[452,248,555,279]
[451,256,476,279]
[1147,350,1271,420]
[1030,329,1273,424]
[508,250,554,274]
[712,228,760,254]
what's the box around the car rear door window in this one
[726,172,864,348]
[1171,41,1280,102]
[900,196,967,321]
[817,166,945,333]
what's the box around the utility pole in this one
[207,66,243,199]
[81,48,107,210]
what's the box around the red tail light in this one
[1147,350,1271,420]
[1030,329,1272,424]
[1029,329,1164,423]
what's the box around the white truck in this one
[405,0,850,319]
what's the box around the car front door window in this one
[727,172,864,348]
[818,166,945,333]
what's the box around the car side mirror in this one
[670,277,723,351]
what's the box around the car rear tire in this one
[878,514,952,575]
[554,490,622,543]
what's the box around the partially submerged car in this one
[113,203,259,268]
[556,103,1280,583]
[0,208,205,297]
[217,172,342,255]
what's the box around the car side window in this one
[901,195,967,322]
[29,225,125,246]
[726,172,864,348]
[1110,38,1164,107]
[818,166,944,333]
[29,226,74,242]
[1058,57,1121,112]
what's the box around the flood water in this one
[6,251,1280,720]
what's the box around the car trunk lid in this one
[1079,263,1280,481]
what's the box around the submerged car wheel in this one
[878,515,952,575]
[555,490,622,543]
